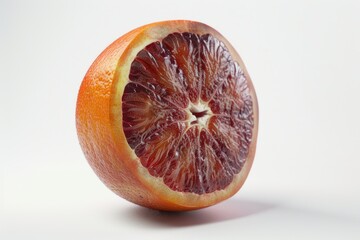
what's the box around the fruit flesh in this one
[122,32,254,194]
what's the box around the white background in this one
[1,0,360,239]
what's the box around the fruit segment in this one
[122,32,254,194]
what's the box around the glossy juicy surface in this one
[122,32,254,194]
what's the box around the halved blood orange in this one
[76,20,258,211]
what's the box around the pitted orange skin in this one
[76,20,258,211]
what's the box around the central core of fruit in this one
[122,32,254,194]
[188,102,212,127]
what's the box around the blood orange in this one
[76,20,258,211]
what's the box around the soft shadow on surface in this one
[121,198,275,227]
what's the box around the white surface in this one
[1,0,360,239]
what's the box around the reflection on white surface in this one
[2,192,359,239]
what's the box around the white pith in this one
[186,101,213,128]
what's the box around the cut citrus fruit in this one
[76,20,259,211]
